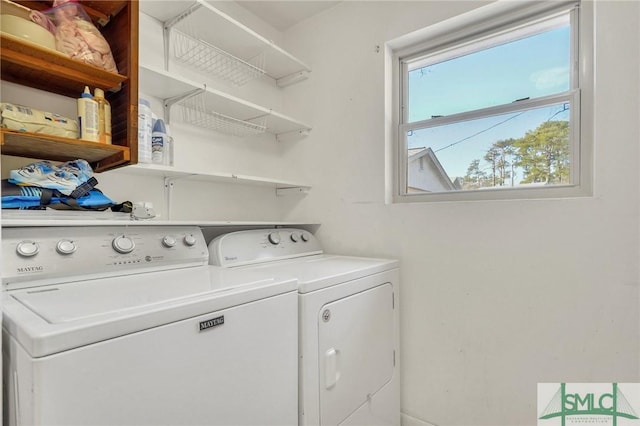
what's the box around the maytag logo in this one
[538,383,640,426]
[17,265,44,274]
[199,315,224,332]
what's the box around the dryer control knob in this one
[112,235,135,254]
[290,233,299,243]
[300,232,310,242]
[184,234,197,246]
[162,236,177,248]
[16,240,39,257]
[56,239,77,255]
[268,232,281,245]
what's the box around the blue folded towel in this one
[8,159,96,197]
[1,179,114,210]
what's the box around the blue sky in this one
[407,26,571,180]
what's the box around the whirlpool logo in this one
[538,383,640,426]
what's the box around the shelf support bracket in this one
[163,1,204,70]
[277,71,310,88]
[276,187,310,197]
[276,129,311,143]
[162,172,199,219]
[163,87,205,125]
[164,177,175,220]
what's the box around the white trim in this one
[401,92,575,133]
[575,0,594,198]
[405,12,571,72]
[389,0,578,57]
[387,0,592,203]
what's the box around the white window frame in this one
[387,0,593,203]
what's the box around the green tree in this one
[514,121,569,184]
[483,138,517,187]
[494,138,517,186]
[484,147,500,186]
[463,159,487,189]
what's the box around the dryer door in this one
[318,283,395,425]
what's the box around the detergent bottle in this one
[94,88,112,144]
[77,86,99,142]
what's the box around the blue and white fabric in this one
[8,159,97,197]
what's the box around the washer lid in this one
[12,267,217,324]
[3,266,297,357]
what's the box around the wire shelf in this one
[172,29,266,86]
[179,93,267,137]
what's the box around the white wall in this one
[1,1,638,424]
[280,1,640,425]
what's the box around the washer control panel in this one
[2,226,208,288]
[209,228,322,267]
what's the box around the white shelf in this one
[135,2,312,201]
[140,0,311,82]
[118,163,311,193]
[2,219,318,228]
[140,65,312,136]
[1,211,319,229]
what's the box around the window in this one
[391,1,592,202]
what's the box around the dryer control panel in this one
[209,228,322,267]
[3,226,209,289]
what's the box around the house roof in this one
[408,147,426,157]
[408,147,460,191]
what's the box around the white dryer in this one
[209,228,400,426]
[2,225,298,426]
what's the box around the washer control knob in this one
[56,239,77,255]
[112,235,135,254]
[290,233,299,243]
[300,232,310,242]
[162,235,177,248]
[184,234,197,246]
[16,240,39,257]
[268,232,281,245]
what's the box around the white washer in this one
[209,228,400,426]
[2,225,298,426]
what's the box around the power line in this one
[433,103,569,154]
[546,103,569,122]
[433,111,525,153]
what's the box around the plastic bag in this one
[29,0,118,73]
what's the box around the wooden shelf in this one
[0,33,127,97]
[0,129,129,172]
[1,0,138,172]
